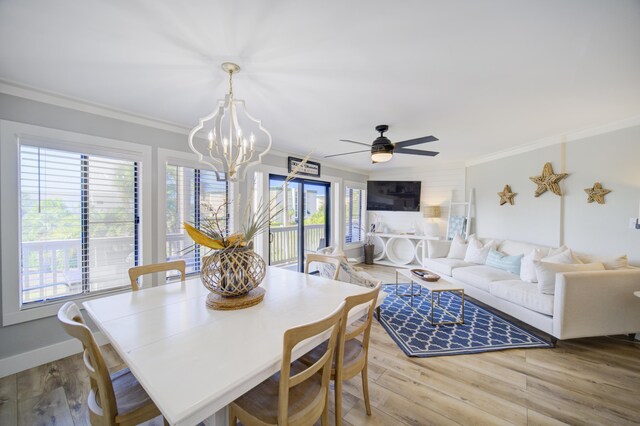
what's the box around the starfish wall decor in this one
[498,184,517,206]
[530,162,569,197]
[584,182,611,204]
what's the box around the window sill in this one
[3,287,131,326]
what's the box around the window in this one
[166,165,228,276]
[345,186,365,244]
[19,145,140,305]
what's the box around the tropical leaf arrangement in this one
[183,156,310,252]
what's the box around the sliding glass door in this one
[268,175,330,271]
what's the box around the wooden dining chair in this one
[57,302,166,426]
[128,260,186,291]
[304,253,341,280]
[301,283,381,425]
[228,301,346,426]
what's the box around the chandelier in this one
[188,62,272,182]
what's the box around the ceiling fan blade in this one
[394,135,439,148]
[324,149,371,158]
[339,139,371,147]
[394,147,439,157]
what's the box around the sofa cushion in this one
[489,280,554,316]
[545,246,582,264]
[520,248,547,283]
[447,234,468,259]
[577,254,628,270]
[464,236,497,264]
[427,240,451,259]
[452,265,519,292]
[485,249,524,275]
[423,258,474,276]
[534,261,605,295]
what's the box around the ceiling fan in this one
[325,125,439,163]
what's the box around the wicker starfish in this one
[530,162,568,197]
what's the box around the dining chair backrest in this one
[337,282,381,362]
[128,260,186,291]
[57,302,118,422]
[278,301,345,425]
[304,253,341,280]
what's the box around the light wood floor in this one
[1,264,639,425]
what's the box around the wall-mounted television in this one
[366,181,422,212]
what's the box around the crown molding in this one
[0,79,190,135]
[465,114,640,167]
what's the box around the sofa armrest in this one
[553,269,640,339]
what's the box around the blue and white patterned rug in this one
[378,283,552,357]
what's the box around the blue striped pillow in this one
[485,249,523,275]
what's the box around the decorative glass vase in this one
[200,246,266,297]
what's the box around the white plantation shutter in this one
[166,164,228,276]
[345,187,365,244]
[19,145,139,304]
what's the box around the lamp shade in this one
[423,205,441,218]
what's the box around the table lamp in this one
[423,205,441,236]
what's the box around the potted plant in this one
[183,157,309,309]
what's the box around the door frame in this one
[268,174,331,271]
[243,164,345,266]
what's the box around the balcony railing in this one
[21,225,328,302]
[20,235,136,303]
[269,224,326,266]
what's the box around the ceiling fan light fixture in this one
[371,152,393,163]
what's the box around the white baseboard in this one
[0,332,107,378]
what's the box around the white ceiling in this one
[1,0,639,172]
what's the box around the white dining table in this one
[83,266,374,426]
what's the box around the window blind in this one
[166,164,228,276]
[19,145,139,304]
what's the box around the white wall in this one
[367,164,466,237]
[466,124,640,265]
[564,126,640,262]
[466,144,563,246]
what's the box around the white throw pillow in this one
[427,240,451,259]
[464,237,496,264]
[520,248,547,283]
[543,246,581,265]
[578,254,628,270]
[446,234,468,260]
[534,261,605,295]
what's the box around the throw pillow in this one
[485,249,523,275]
[464,237,497,264]
[446,234,468,260]
[533,261,605,295]
[520,248,547,283]
[545,245,582,264]
[427,240,451,259]
[577,254,628,270]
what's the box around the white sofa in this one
[423,239,640,340]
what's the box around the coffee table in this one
[396,268,465,325]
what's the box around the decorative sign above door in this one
[288,157,321,177]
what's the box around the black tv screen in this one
[366,181,422,212]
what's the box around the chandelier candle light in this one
[188,62,272,181]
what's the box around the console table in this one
[369,232,440,267]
